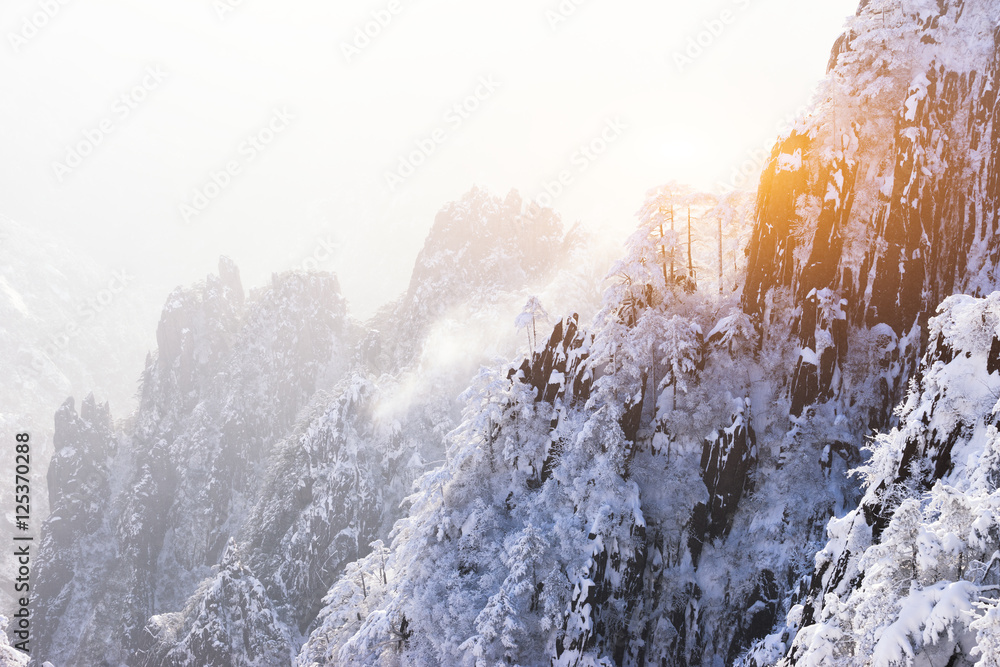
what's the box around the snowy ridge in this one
[31,261,351,665]
[296,193,806,665]
[0,216,157,612]
[368,187,570,373]
[747,0,1000,429]
[27,190,580,666]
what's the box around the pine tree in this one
[516,296,550,353]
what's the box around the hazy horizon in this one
[2,0,856,319]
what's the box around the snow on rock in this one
[745,0,1000,430]
[753,292,1000,665]
[0,617,27,667]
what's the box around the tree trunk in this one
[659,218,668,289]
[687,206,694,287]
[670,204,675,283]
[718,213,724,294]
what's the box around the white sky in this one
[0,0,858,318]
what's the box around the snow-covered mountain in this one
[25,1,1000,665]
[27,189,581,666]
[746,0,1000,430]
[0,216,158,617]
[299,1,1000,665]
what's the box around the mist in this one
[2,0,855,327]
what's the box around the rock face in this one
[689,400,757,565]
[734,2,1000,663]
[238,376,400,636]
[369,187,567,372]
[746,0,1000,430]
[31,395,114,661]
[517,313,592,408]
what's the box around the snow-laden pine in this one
[743,293,1000,666]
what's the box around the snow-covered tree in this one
[140,539,293,667]
[657,314,703,412]
[516,296,550,353]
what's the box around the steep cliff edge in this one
[746,0,1000,430]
